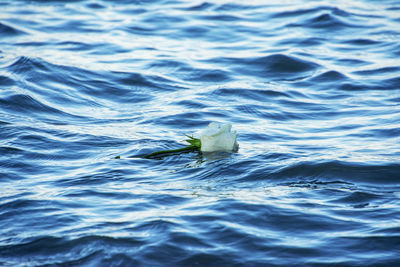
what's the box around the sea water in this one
[1,0,399,266]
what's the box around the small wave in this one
[6,56,48,75]
[198,14,241,22]
[286,9,369,31]
[226,54,318,81]
[271,7,318,19]
[302,13,357,29]
[353,66,400,77]
[0,22,25,37]
[211,87,289,100]
[112,70,182,92]
[329,191,382,205]
[181,2,214,11]
[86,2,105,9]
[268,161,400,185]
[189,69,231,83]
[0,75,15,87]
[341,38,382,46]
[309,70,348,83]
[0,94,69,117]
[0,235,143,266]
[214,3,257,12]
[276,37,326,47]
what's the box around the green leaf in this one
[185,135,201,148]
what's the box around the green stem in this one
[143,145,198,159]
[115,137,201,160]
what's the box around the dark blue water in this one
[1,0,400,266]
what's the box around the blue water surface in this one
[1,0,400,266]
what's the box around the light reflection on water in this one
[1,0,400,266]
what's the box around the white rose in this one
[200,122,238,152]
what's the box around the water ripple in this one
[1,0,400,266]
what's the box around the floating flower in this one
[200,122,238,152]
[120,122,239,159]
